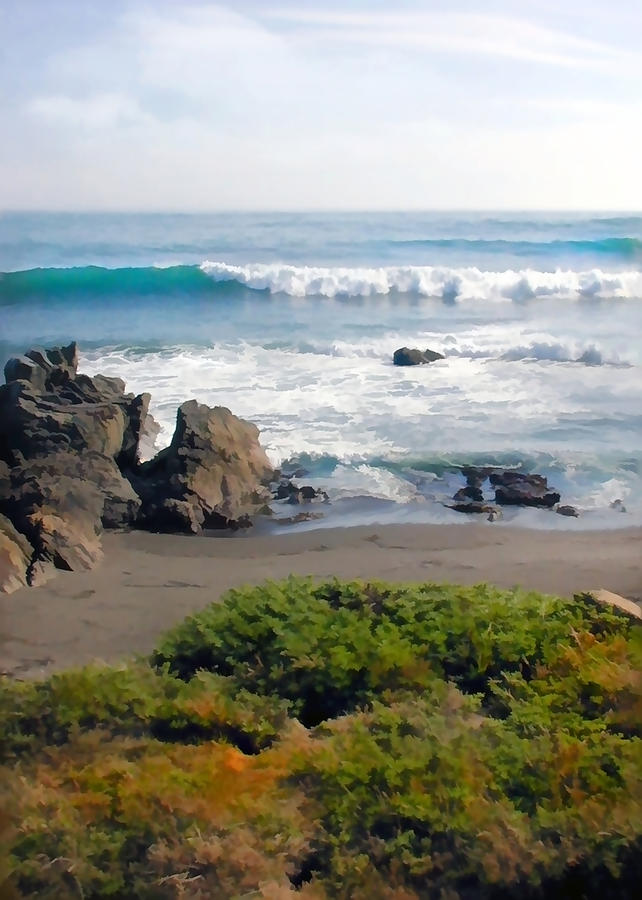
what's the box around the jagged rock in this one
[556,505,579,518]
[490,471,560,508]
[29,341,78,375]
[136,400,274,531]
[610,499,627,513]
[579,589,642,621]
[393,347,445,366]
[0,514,33,593]
[0,342,154,466]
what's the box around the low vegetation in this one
[1,578,640,898]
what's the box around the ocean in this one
[1,210,641,530]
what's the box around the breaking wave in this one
[200,261,642,301]
[2,261,642,304]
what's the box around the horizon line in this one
[2,207,642,216]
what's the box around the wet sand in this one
[1,523,640,679]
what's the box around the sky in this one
[1,0,641,211]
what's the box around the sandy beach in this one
[2,523,640,680]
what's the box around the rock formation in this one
[0,343,275,592]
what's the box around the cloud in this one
[2,1,641,209]
[28,93,151,130]
[266,8,633,71]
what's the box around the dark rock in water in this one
[393,347,445,366]
[274,480,298,500]
[453,485,484,503]
[136,400,274,532]
[556,505,579,518]
[460,466,495,488]
[273,478,329,505]
[275,511,324,526]
[286,484,329,505]
[490,471,560,508]
[494,485,560,508]
[449,501,499,516]
[610,499,627,513]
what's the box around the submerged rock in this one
[393,347,445,366]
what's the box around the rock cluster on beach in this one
[447,466,575,520]
[0,343,274,592]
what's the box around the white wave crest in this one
[200,261,642,301]
[499,342,620,365]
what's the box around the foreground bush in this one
[1,578,640,898]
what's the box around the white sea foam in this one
[78,300,642,527]
[201,261,642,301]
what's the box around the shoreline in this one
[2,522,640,680]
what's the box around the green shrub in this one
[2,578,640,899]
[151,577,633,725]
[0,663,289,762]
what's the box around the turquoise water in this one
[1,210,641,528]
